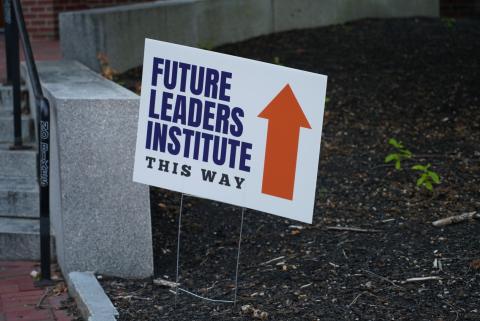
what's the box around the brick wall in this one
[22,0,57,40]
[20,0,154,40]
[441,0,480,17]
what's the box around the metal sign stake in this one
[233,207,245,306]
[174,193,184,307]
[173,193,246,307]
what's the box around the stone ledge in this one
[59,0,439,73]
[68,271,118,321]
[23,60,153,279]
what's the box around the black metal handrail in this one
[3,0,51,284]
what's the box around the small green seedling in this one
[198,42,214,51]
[412,163,441,192]
[442,17,456,29]
[342,24,352,32]
[385,138,412,170]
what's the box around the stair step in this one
[0,145,37,178]
[0,116,33,143]
[0,217,45,260]
[0,110,12,116]
[0,85,13,111]
[0,177,39,218]
[0,84,28,112]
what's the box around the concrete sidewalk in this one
[0,261,75,321]
[0,34,61,82]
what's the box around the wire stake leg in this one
[233,207,245,306]
[174,193,185,307]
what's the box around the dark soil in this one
[61,297,84,321]
[101,18,480,320]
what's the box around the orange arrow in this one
[258,84,311,200]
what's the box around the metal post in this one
[38,98,51,283]
[174,193,184,306]
[233,208,245,306]
[5,0,23,149]
[12,0,43,96]
[173,201,245,306]
[3,0,13,84]
[10,0,52,285]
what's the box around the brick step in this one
[0,176,39,218]
[0,217,55,260]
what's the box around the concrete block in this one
[273,0,440,32]
[60,1,199,74]
[373,0,440,18]
[68,272,118,321]
[273,0,339,32]
[60,0,273,73]
[33,60,153,278]
[60,0,439,73]
[196,0,273,48]
[161,0,200,46]
[334,0,439,21]
[409,0,440,17]
[59,12,99,75]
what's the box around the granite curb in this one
[68,271,118,321]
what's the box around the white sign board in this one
[133,39,327,224]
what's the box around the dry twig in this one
[363,270,404,290]
[404,276,442,283]
[326,226,381,233]
[348,291,367,307]
[260,256,285,266]
[36,287,52,309]
[432,211,479,227]
[114,295,151,300]
[153,278,179,288]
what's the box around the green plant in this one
[197,41,215,51]
[385,138,412,170]
[273,56,282,65]
[412,163,441,192]
[318,187,328,199]
[342,24,352,32]
[384,139,442,193]
[442,17,456,29]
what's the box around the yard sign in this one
[133,39,327,224]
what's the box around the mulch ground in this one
[101,18,480,320]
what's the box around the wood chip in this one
[469,259,480,270]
